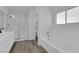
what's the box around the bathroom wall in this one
[37,7,54,52]
[0,8,5,28]
[0,6,37,41]
[38,6,79,53]
[49,13,79,53]
[28,9,36,40]
[6,15,29,40]
[6,7,37,40]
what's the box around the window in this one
[67,7,79,23]
[57,11,65,24]
[56,7,79,24]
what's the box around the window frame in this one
[56,7,78,25]
[56,11,66,24]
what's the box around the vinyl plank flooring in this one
[10,40,47,53]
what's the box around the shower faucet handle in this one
[47,32,50,36]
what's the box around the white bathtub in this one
[0,32,15,53]
[38,39,64,53]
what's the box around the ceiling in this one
[49,6,76,13]
[5,6,37,17]
[3,6,76,17]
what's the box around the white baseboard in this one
[15,38,35,42]
[39,39,65,53]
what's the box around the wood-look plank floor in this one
[10,40,47,53]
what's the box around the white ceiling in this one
[5,6,37,17]
[49,6,76,13]
[4,6,76,17]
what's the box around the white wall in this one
[37,7,56,52]
[6,8,37,40]
[6,15,29,40]
[28,9,36,40]
[49,16,79,53]
[0,8,5,28]
[38,6,79,53]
